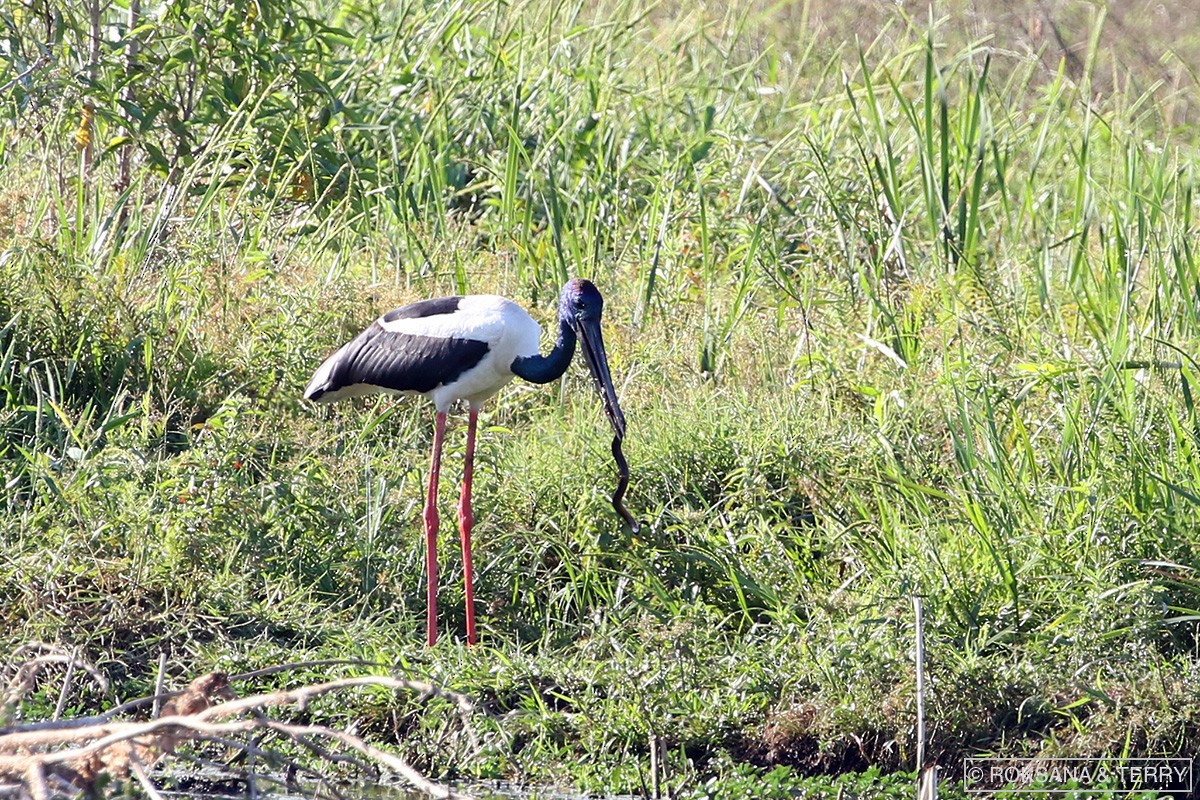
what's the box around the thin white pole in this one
[913,596,929,800]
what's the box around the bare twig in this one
[152,653,169,719]
[5,715,473,799]
[1,647,111,730]
[5,659,397,732]
[0,671,481,800]
[50,650,77,722]
[128,752,167,800]
[249,705,377,778]
[23,763,47,800]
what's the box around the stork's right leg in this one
[458,406,479,646]
[425,411,448,646]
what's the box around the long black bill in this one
[575,316,626,440]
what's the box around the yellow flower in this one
[74,103,95,150]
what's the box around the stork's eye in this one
[574,298,586,309]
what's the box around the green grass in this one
[4,0,1200,796]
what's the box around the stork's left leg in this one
[458,406,479,645]
[425,411,448,647]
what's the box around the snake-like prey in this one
[610,435,638,532]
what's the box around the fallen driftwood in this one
[0,646,478,800]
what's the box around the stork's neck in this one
[511,315,576,384]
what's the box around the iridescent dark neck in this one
[511,315,576,384]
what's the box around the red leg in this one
[458,407,479,645]
[425,411,447,646]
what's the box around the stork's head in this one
[559,277,603,321]
[560,279,626,440]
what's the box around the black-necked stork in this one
[304,278,630,646]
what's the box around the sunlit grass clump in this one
[3,0,1200,794]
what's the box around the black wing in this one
[306,322,490,400]
[382,296,464,322]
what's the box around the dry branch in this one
[1,645,111,730]
[0,662,480,800]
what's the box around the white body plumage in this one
[304,295,544,411]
